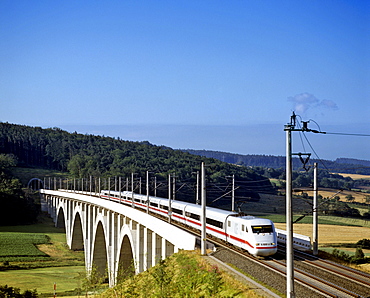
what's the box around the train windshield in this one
[251,225,273,234]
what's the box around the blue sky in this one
[1,1,369,161]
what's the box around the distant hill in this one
[335,158,370,168]
[0,122,275,206]
[182,150,370,175]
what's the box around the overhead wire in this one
[325,132,370,137]
[294,115,369,172]
[301,131,331,171]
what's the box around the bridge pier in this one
[40,189,196,287]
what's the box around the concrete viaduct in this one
[40,189,196,286]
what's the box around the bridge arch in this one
[71,211,84,251]
[92,220,108,278]
[116,225,135,281]
[56,205,66,229]
[27,178,43,190]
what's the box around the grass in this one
[0,222,63,233]
[347,203,369,216]
[0,266,85,295]
[319,247,370,258]
[10,167,67,187]
[269,178,283,188]
[322,216,370,227]
[0,233,50,260]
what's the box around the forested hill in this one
[0,122,273,198]
[183,150,370,175]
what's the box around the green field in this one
[0,216,85,296]
[0,266,85,295]
[0,233,50,261]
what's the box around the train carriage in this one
[100,190,278,257]
[275,228,311,251]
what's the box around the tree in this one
[0,154,17,170]
[0,153,39,225]
[80,264,104,297]
[354,246,365,261]
[356,239,370,249]
[345,194,355,203]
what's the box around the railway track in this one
[293,249,370,286]
[273,247,370,297]
[212,242,370,297]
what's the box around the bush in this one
[0,285,38,298]
[331,248,369,265]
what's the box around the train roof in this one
[102,190,272,224]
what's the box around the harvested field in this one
[335,173,370,180]
[274,223,370,246]
[299,188,370,204]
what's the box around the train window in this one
[242,224,245,232]
[172,208,183,215]
[161,205,168,211]
[150,202,158,207]
[185,212,200,221]
[228,221,231,227]
[192,213,200,221]
[206,217,223,229]
[251,225,273,234]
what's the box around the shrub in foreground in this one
[101,250,260,298]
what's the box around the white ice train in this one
[100,190,278,257]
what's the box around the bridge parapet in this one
[40,189,196,286]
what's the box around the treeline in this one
[0,123,274,204]
[184,150,370,175]
[0,154,39,225]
